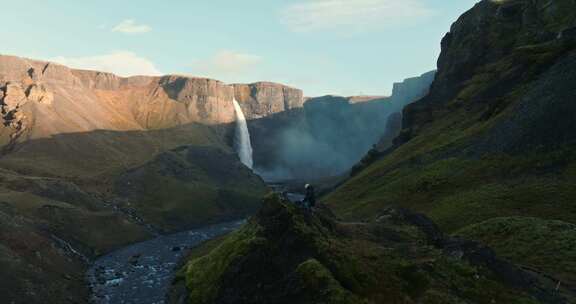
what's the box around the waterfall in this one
[232,98,254,169]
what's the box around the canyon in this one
[3,0,575,302]
[0,54,434,303]
[177,0,576,303]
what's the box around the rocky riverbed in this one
[86,221,244,304]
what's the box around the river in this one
[85,185,305,304]
[86,220,244,304]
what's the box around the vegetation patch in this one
[457,217,576,286]
[177,195,554,303]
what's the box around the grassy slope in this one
[116,145,268,231]
[325,44,575,223]
[456,217,576,285]
[324,11,576,290]
[0,122,265,303]
[178,195,546,304]
[0,123,229,182]
[0,120,267,232]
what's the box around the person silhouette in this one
[302,184,316,209]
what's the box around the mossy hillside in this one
[184,222,265,303]
[180,195,545,304]
[0,123,229,182]
[0,176,151,255]
[293,259,363,304]
[116,146,268,231]
[457,217,576,286]
[324,38,576,298]
[131,172,264,231]
[327,144,576,231]
[0,208,90,304]
[324,43,576,230]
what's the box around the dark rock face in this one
[472,51,576,154]
[403,0,576,140]
[375,112,403,151]
[347,71,435,176]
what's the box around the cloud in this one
[112,19,152,34]
[50,51,162,77]
[191,50,262,78]
[281,0,434,32]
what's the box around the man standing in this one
[302,184,316,209]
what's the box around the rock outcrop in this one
[402,0,576,139]
[233,82,304,120]
[390,70,436,112]
[173,195,565,303]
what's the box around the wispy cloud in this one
[112,19,152,34]
[50,51,162,77]
[281,0,434,33]
[191,50,262,79]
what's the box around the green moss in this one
[184,223,265,304]
[127,148,267,231]
[294,259,364,304]
[179,196,548,303]
[429,258,540,304]
[327,148,576,232]
[397,265,430,299]
[457,217,576,285]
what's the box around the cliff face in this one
[326,0,576,293]
[248,70,435,182]
[376,70,436,150]
[402,0,576,139]
[249,95,395,181]
[0,56,304,146]
[390,70,436,111]
[0,55,311,186]
[233,82,304,120]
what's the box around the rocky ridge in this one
[174,195,567,303]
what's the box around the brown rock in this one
[3,83,27,109]
[25,84,53,105]
[233,82,303,119]
[0,55,306,145]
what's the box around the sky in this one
[0,0,478,97]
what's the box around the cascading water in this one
[232,98,254,169]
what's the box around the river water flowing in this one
[86,183,304,304]
[86,220,244,304]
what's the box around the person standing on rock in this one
[302,184,316,209]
